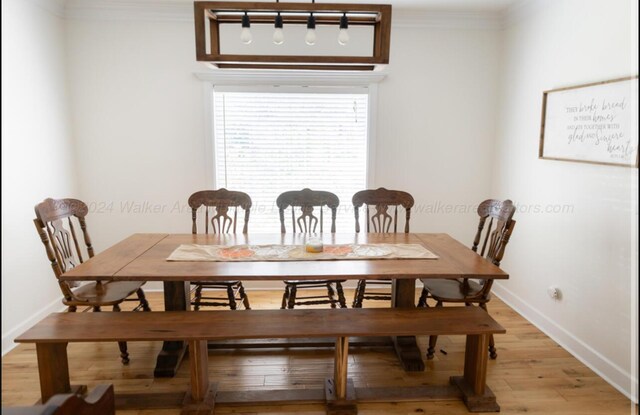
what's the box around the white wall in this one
[1,0,76,354]
[377,26,501,238]
[65,17,501,263]
[66,18,205,250]
[492,0,638,401]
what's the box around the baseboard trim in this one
[492,282,638,403]
[2,296,66,356]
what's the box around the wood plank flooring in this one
[2,289,636,414]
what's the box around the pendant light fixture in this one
[240,12,252,44]
[273,12,284,44]
[338,12,349,45]
[194,1,392,71]
[305,13,316,45]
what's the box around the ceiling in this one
[63,0,521,13]
[387,0,517,11]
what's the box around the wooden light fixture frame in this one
[194,1,392,70]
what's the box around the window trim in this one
[197,70,384,193]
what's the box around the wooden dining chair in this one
[188,189,252,310]
[3,384,115,415]
[352,188,415,308]
[276,188,347,309]
[418,199,516,359]
[34,198,151,364]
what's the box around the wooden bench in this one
[15,307,505,415]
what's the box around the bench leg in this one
[182,340,216,415]
[334,337,348,399]
[326,337,357,415]
[450,334,500,412]
[36,342,86,403]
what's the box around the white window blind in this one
[213,89,369,233]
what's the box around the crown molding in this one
[64,0,193,22]
[393,9,503,30]
[63,0,505,29]
[194,69,387,86]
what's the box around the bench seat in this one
[16,307,505,415]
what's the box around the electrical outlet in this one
[547,286,561,300]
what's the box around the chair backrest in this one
[33,198,94,301]
[188,189,252,234]
[352,188,415,233]
[463,199,516,301]
[45,384,115,415]
[472,199,516,266]
[276,188,339,233]
[469,218,516,300]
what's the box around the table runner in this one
[166,243,438,262]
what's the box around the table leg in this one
[155,281,190,378]
[391,279,425,372]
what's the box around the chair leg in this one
[427,335,438,360]
[238,283,251,310]
[136,288,151,311]
[479,303,497,358]
[335,282,347,308]
[357,280,366,308]
[426,301,443,359]
[327,283,337,309]
[116,342,129,365]
[226,286,237,310]
[353,280,366,308]
[417,287,429,307]
[109,304,129,365]
[193,285,203,311]
[287,286,297,309]
[489,334,497,359]
[281,285,290,309]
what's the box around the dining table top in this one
[59,233,509,282]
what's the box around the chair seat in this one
[362,279,392,284]
[67,281,145,306]
[191,281,241,287]
[191,280,250,310]
[284,280,346,285]
[421,279,488,302]
[351,278,394,308]
[281,279,347,309]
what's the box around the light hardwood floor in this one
[2,289,636,415]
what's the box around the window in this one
[213,87,369,233]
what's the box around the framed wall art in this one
[539,76,638,167]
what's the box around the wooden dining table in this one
[60,232,508,378]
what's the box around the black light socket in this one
[339,13,348,29]
[275,12,283,28]
[242,12,250,28]
[307,13,316,29]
